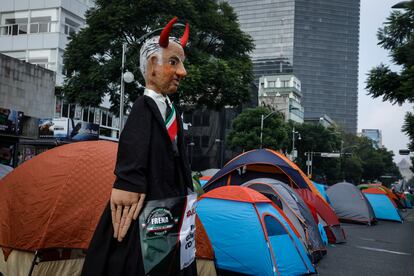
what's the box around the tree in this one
[366,2,414,171]
[293,123,343,184]
[227,107,290,151]
[62,0,254,114]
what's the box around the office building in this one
[226,0,360,133]
[0,0,94,85]
[258,74,304,123]
[360,129,383,149]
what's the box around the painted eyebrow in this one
[169,55,185,63]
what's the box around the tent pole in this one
[28,250,39,276]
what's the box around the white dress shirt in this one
[144,88,172,121]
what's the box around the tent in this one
[361,187,403,222]
[243,178,327,263]
[200,168,220,177]
[0,164,13,180]
[0,141,118,275]
[203,149,345,244]
[195,216,217,276]
[313,182,330,204]
[326,182,376,225]
[359,184,405,209]
[199,175,212,187]
[0,141,216,276]
[197,186,315,276]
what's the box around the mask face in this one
[147,42,187,95]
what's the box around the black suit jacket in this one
[113,95,193,199]
[81,96,197,276]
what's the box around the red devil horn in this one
[159,17,178,48]
[180,23,190,48]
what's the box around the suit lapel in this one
[144,96,171,143]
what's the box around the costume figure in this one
[81,17,196,276]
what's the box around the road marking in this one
[354,245,413,256]
[358,237,392,244]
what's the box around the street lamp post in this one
[119,43,136,131]
[215,139,224,168]
[187,142,195,169]
[260,106,300,149]
[260,111,278,149]
[291,126,301,160]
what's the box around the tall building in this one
[226,0,360,133]
[0,0,94,85]
[360,129,383,149]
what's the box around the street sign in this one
[306,160,312,166]
[320,152,341,158]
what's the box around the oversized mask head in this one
[139,17,190,95]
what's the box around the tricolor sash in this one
[165,103,178,142]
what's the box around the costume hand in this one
[110,188,146,242]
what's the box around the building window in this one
[193,136,201,148]
[107,114,113,127]
[30,16,52,33]
[28,58,49,68]
[62,103,69,118]
[183,111,192,124]
[101,111,107,126]
[64,18,79,36]
[83,107,89,122]
[2,18,28,35]
[99,127,111,137]
[282,80,290,87]
[69,104,75,119]
[88,108,95,123]
[201,136,209,148]
[55,98,62,117]
[193,114,202,127]
[202,112,210,127]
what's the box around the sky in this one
[358,0,413,163]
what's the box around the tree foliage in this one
[227,114,402,185]
[62,0,254,114]
[293,124,401,185]
[366,2,414,172]
[293,124,343,184]
[227,107,290,151]
[366,3,414,104]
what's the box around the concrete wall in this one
[0,53,55,118]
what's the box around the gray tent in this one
[243,178,327,263]
[327,182,376,225]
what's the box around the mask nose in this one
[176,62,187,78]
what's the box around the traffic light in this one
[399,149,411,155]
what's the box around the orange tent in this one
[0,140,217,268]
[0,141,117,258]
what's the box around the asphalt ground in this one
[316,209,414,275]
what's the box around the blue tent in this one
[363,193,402,222]
[313,182,331,204]
[197,186,315,276]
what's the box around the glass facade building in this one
[226,0,360,133]
[361,129,383,149]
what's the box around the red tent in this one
[204,149,345,243]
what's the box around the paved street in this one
[317,209,414,275]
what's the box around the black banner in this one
[139,194,196,275]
